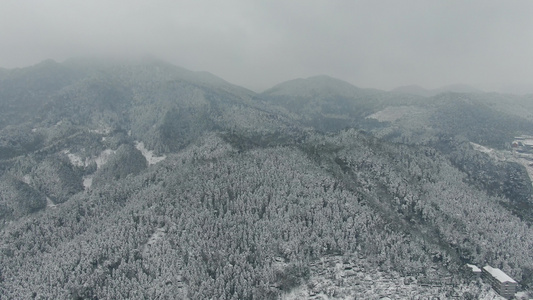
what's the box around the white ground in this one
[470,142,508,162]
[62,148,115,169]
[83,176,93,190]
[135,141,166,165]
[366,106,425,123]
[63,142,165,191]
[46,197,57,209]
[63,148,116,191]
[63,150,86,167]
[21,175,31,185]
[515,291,531,300]
[94,149,115,169]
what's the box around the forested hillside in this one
[1,59,532,299]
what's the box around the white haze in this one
[1,0,533,94]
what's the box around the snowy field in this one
[366,106,426,123]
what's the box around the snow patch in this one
[470,142,507,161]
[46,197,57,209]
[466,263,481,273]
[135,141,166,165]
[367,106,424,123]
[63,148,115,169]
[83,176,93,190]
[143,227,166,255]
[21,175,31,185]
[61,149,115,190]
[63,150,86,167]
[89,125,112,135]
[281,286,307,300]
[95,149,115,169]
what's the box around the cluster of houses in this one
[467,264,518,299]
[512,136,533,153]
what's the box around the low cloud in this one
[1,0,532,93]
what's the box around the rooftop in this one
[483,265,517,283]
[466,264,481,273]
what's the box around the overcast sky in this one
[1,0,533,93]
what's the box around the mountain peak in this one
[391,85,433,97]
[262,75,369,98]
[60,56,254,95]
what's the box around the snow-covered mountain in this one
[1,58,533,299]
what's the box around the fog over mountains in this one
[1,58,533,299]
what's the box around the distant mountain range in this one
[391,84,484,97]
[1,58,533,299]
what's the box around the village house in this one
[466,264,482,279]
[482,265,517,299]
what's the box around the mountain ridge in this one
[391,83,484,97]
[1,57,533,299]
[262,74,382,99]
